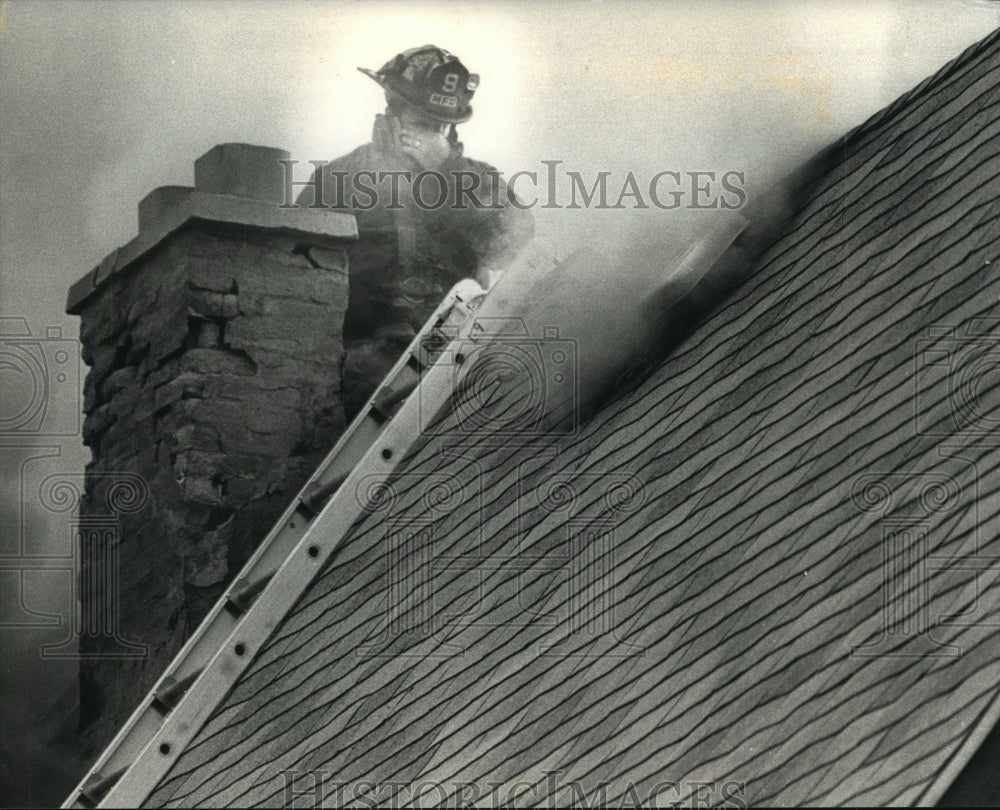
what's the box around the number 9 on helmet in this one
[358,44,479,124]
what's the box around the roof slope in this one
[146,28,1000,807]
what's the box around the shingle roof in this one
[145,27,1000,807]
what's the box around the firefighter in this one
[299,45,534,420]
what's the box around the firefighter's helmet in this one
[358,45,479,124]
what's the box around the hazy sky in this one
[3,0,1000,305]
[1,1,999,806]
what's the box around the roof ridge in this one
[841,25,1000,149]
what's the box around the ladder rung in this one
[152,669,203,713]
[301,473,349,515]
[293,499,319,522]
[225,574,274,615]
[369,400,392,423]
[367,404,390,426]
[372,379,419,418]
[80,766,128,806]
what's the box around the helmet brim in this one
[357,66,473,124]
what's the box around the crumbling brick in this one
[66,144,355,755]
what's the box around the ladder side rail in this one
[62,280,484,809]
[96,303,482,808]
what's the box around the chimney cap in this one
[194,143,292,204]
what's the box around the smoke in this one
[468,202,749,426]
[463,127,852,437]
[0,459,83,808]
[3,3,1000,807]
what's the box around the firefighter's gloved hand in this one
[398,127,452,171]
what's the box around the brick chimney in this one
[65,143,356,754]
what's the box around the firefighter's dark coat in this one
[299,115,534,418]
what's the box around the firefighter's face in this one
[397,108,449,135]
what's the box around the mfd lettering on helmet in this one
[429,93,459,108]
